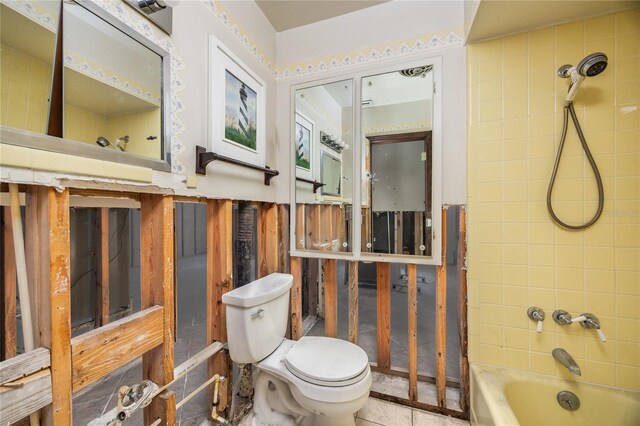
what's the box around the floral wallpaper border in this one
[3,0,58,32]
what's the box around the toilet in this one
[222,273,372,426]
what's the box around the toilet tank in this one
[222,273,293,363]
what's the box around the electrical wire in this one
[546,101,604,230]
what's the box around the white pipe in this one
[8,184,34,352]
[9,184,39,426]
[176,374,220,410]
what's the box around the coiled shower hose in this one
[546,101,604,230]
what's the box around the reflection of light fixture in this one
[138,0,166,14]
[320,131,347,153]
[399,65,433,78]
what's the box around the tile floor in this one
[236,397,469,426]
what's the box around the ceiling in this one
[468,0,639,42]
[256,0,389,32]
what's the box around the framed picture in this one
[209,36,266,167]
[295,112,314,179]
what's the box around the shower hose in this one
[546,101,604,230]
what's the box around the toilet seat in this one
[285,337,369,387]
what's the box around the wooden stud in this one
[320,205,332,251]
[140,194,175,425]
[323,259,337,337]
[306,205,320,250]
[377,262,391,369]
[207,199,233,415]
[0,347,50,385]
[258,203,278,277]
[277,204,290,274]
[395,213,403,254]
[25,187,44,350]
[71,306,164,392]
[95,208,109,327]
[407,263,418,401]
[436,207,447,408]
[0,369,52,425]
[2,207,17,360]
[295,204,305,250]
[290,257,303,340]
[348,261,358,345]
[458,206,469,415]
[46,187,72,425]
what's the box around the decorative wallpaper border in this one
[64,53,161,106]
[201,0,275,74]
[92,0,187,174]
[3,0,58,32]
[276,29,465,80]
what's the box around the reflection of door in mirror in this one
[63,1,163,160]
[0,1,59,134]
[361,66,434,257]
[294,79,353,253]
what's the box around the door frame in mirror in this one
[289,57,442,265]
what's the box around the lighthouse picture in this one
[224,70,257,150]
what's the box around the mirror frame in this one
[290,56,443,265]
[0,0,172,172]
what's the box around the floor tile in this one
[357,398,413,426]
[413,409,469,425]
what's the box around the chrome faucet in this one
[552,348,581,376]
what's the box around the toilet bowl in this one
[222,273,372,425]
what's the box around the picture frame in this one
[295,112,314,180]
[209,36,266,167]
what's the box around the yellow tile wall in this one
[106,108,162,159]
[467,9,639,390]
[0,44,51,133]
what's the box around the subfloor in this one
[235,397,469,426]
[73,254,464,424]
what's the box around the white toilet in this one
[222,273,372,426]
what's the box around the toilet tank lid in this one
[222,273,293,308]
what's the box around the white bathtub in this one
[470,364,640,425]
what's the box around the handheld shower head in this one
[96,136,111,148]
[558,52,608,104]
[577,52,607,77]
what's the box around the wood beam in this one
[407,263,418,401]
[323,259,337,337]
[2,207,17,360]
[95,208,109,327]
[436,207,447,408]
[0,369,52,425]
[277,204,290,274]
[377,262,391,369]
[295,204,305,250]
[71,306,164,392]
[140,194,175,425]
[0,347,50,385]
[258,203,278,277]
[207,199,233,416]
[348,261,358,345]
[458,206,469,415]
[46,187,72,425]
[290,257,303,340]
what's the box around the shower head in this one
[96,136,111,148]
[577,52,607,77]
[557,52,608,104]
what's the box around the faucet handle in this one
[527,306,545,333]
[573,313,607,342]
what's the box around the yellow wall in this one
[0,44,51,133]
[467,9,639,391]
[106,108,161,159]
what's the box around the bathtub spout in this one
[552,348,581,376]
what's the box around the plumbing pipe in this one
[8,184,39,426]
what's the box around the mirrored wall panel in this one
[64,1,163,159]
[0,0,59,134]
[294,79,353,252]
[361,66,434,257]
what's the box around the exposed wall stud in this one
[436,207,447,408]
[377,262,391,369]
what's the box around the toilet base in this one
[252,372,357,426]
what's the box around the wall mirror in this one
[0,0,59,134]
[294,79,354,253]
[361,66,434,257]
[64,1,165,162]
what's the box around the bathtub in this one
[470,364,640,425]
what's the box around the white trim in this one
[289,55,444,265]
[294,111,314,181]
[208,35,266,167]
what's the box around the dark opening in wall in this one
[233,201,257,287]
